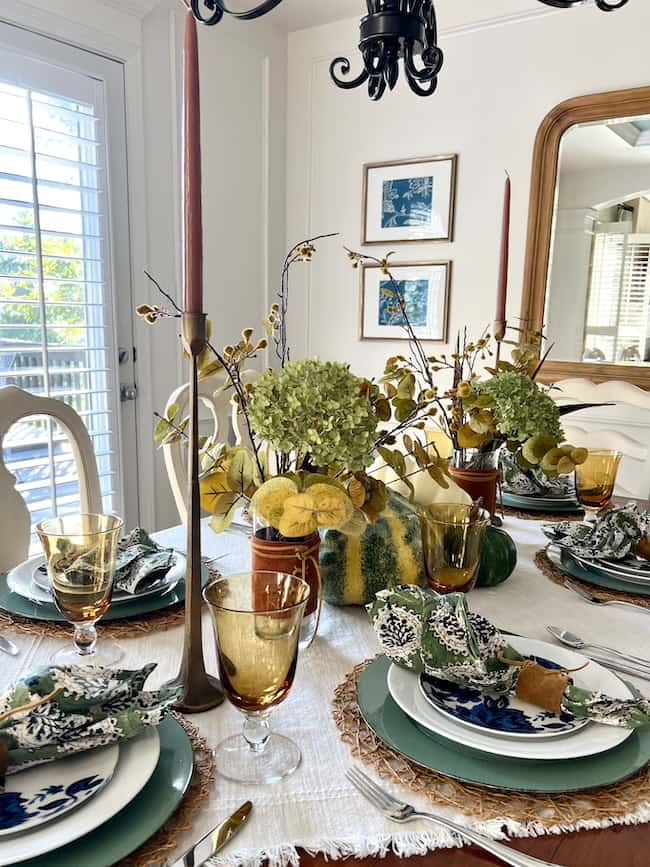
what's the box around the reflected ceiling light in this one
[330,1,443,101]
[537,0,629,10]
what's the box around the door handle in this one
[120,384,137,402]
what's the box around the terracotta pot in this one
[250,531,321,622]
[448,466,499,519]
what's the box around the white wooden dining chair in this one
[0,385,102,572]
[162,368,259,524]
[551,378,650,500]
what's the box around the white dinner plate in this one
[7,554,185,607]
[387,637,634,761]
[0,726,160,865]
[0,743,119,838]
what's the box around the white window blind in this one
[583,229,650,363]
[0,58,123,547]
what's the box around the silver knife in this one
[580,652,650,683]
[0,635,19,656]
[171,801,252,866]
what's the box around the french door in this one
[0,23,139,545]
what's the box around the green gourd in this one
[476,525,517,588]
[320,493,426,607]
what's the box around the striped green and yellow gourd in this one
[320,493,426,607]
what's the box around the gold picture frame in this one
[360,260,451,343]
[362,154,458,245]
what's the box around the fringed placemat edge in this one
[333,659,650,835]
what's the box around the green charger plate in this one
[547,546,650,598]
[501,492,581,514]
[357,656,650,794]
[25,715,193,867]
[0,565,209,622]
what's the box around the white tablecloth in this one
[3,516,650,866]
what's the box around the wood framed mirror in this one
[521,86,650,389]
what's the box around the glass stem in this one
[242,713,271,753]
[73,623,97,656]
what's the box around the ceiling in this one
[282,0,357,30]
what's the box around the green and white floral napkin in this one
[367,585,650,729]
[0,664,178,777]
[543,503,650,560]
[114,528,177,595]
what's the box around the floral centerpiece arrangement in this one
[138,237,451,543]
[345,250,589,510]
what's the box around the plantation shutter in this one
[583,229,650,363]
[0,54,123,545]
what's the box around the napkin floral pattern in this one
[0,664,178,775]
[368,586,650,729]
[543,503,650,560]
[114,528,177,595]
[501,451,573,497]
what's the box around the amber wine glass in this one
[204,571,309,785]
[574,449,622,517]
[420,503,490,594]
[37,514,123,666]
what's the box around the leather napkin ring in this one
[498,654,589,714]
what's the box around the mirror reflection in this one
[546,115,650,366]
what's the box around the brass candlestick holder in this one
[166,312,224,713]
[494,319,507,364]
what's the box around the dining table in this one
[3,505,650,867]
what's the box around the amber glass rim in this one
[36,513,123,538]
[422,504,491,527]
[203,571,310,615]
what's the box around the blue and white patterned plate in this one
[0,743,119,837]
[419,654,590,740]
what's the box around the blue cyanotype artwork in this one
[382,176,433,228]
[378,279,429,328]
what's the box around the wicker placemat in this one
[119,712,215,867]
[0,565,221,640]
[535,548,650,610]
[333,659,650,830]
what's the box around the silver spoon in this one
[0,635,19,656]
[547,625,650,670]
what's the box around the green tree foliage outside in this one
[0,211,87,345]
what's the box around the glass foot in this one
[53,638,124,668]
[214,732,302,785]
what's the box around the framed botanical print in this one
[360,260,451,342]
[362,154,457,244]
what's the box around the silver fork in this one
[346,766,565,867]
[563,578,650,616]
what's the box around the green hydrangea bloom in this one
[476,371,563,444]
[248,359,378,470]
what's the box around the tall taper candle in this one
[496,171,511,326]
[183,11,203,315]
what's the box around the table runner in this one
[2,517,649,866]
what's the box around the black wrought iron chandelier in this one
[189,0,630,101]
[330,2,443,101]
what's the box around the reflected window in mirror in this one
[545,117,650,367]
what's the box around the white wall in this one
[286,0,650,381]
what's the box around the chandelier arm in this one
[190,0,224,25]
[403,41,442,81]
[330,57,371,90]
[594,0,629,8]
[190,0,283,25]
[364,41,390,77]
[405,69,439,97]
[369,75,387,102]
